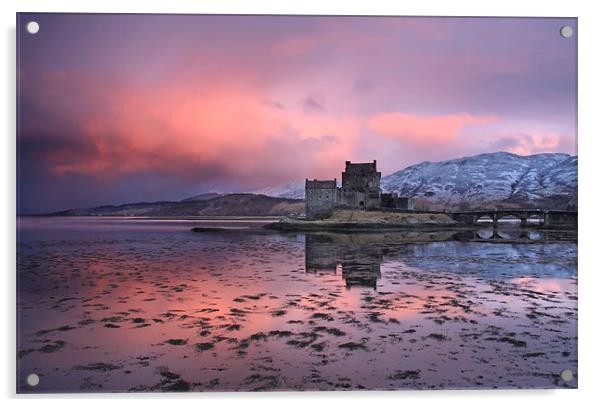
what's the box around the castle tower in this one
[339,160,381,209]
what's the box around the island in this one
[264,160,577,232]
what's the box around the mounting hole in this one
[560,25,573,39]
[560,369,573,382]
[26,373,40,386]
[26,21,40,34]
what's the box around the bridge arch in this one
[475,215,494,224]
[476,229,494,239]
[527,214,544,225]
[497,214,522,225]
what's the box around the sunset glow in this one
[17,14,577,213]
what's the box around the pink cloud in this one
[500,132,575,156]
[365,112,498,147]
[273,36,317,57]
[24,68,572,193]
[23,69,362,188]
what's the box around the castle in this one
[305,160,414,218]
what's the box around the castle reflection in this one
[304,230,458,288]
[304,233,384,288]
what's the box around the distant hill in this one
[250,152,577,211]
[180,192,223,202]
[49,193,304,217]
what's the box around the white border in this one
[2,1,601,406]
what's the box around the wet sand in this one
[17,217,577,392]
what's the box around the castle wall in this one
[381,193,415,210]
[305,179,337,218]
[398,197,415,210]
[338,189,381,209]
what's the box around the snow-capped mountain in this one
[251,152,577,210]
[252,180,306,199]
[381,152,577,210]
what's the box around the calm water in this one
[17,217,578,392]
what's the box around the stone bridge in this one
[450,209,577,228]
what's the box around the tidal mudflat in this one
[17,217,577,392]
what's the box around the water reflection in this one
[303,228,577,288]
[17,218,578,392]
[455,227,576,242]
[304,230,465,288]
[305,234,382,288]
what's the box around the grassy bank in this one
[266,209,457,231]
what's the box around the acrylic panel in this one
[16,13,578,393]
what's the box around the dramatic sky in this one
[17,14,577,213]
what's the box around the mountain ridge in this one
[44,152,577,216]
[252,152,577,210]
